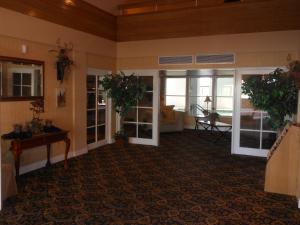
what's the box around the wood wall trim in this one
[117,0,300,42]
[0,0,117,41]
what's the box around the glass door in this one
[233,69,277,157]
[119,70,159,146]
[86,70,111,149]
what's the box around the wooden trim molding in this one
[0,0,117,41]
[117,0,300,41]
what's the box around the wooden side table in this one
[9,130,70,177]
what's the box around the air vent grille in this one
[196,53,235,64]
[159,55,193,65]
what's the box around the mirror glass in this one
[0,57,43,100]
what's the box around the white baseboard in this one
[19,147,87,175]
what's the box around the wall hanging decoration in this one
[56,87,66,107]
[49,39,74,82]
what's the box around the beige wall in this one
[0,7,116,168]
[117,30,300,127]
[117,30,300,69]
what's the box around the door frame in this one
[87,68,112,150]
[232,67,278,157]
[116,70,160,146]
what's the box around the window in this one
[189,76,234,116]
[165,78,186,111]
[216,77,234,116]
[162,70,234,116]
[189,77,213,112]
[12,72,32,96]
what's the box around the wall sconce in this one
[21,44,27,54]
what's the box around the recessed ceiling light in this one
[64,0,75,6]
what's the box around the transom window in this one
[163,70,234,116]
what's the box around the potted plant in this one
[242,65,298,130]
[100,72,146,147]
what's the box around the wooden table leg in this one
[64,137,71,169]
[46,144,51,167]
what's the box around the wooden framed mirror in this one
[0,56,44,101]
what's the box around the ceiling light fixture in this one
[64,0,75,6]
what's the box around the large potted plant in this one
[242,64,298,130]
[100,72,146,147]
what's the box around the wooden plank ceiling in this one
[117,0,300,41]
[0,0,117,41]
[0,0,299,42]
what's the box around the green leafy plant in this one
[242,68,298,130]
[100,72,146,139]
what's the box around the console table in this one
[9,130,70,177]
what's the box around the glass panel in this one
[87,75,96,92]
[97,76,104,91]
[165,96,185,111]
[262,113,275,131]
[241,98,254,110]
[262,132,277,149]
[138,108,152,123]
[87,127,96,144]
[124,108,137,122]
[189,96,212,112]
[124,123,137,137]
[12,73,21,85]
[240,131,260,148]
[241,75,262,110]
[13,86,21,96]
[98,109,105,125]
[22,86,31,96]
[216,97,233,113]
[138,92,153,107]
[240,111,261,130]
[216,77,234,96]
[190,77,212,96]
[87,93,95,109]
[87,110,96,127]
[140,76,153,91]
[138,124,152,139]
[97,125,105,141]
[22,73,32,85]
[166,78,186,95]
[98,94,106,107]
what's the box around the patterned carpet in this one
[1,130,300,225]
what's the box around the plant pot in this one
[114,138,127,148]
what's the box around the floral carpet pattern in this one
[1,130,300,225]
